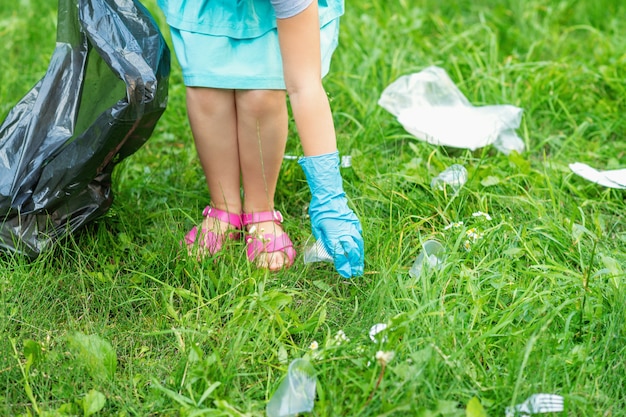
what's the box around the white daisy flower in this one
[472,211,492,221]
[444,221,464,230]
[369,323,388,343]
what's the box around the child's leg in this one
[275,2,337,156]
[235,89,292,270]
[186,87,242,237]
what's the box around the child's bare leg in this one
[186,87,242,238]
[236,89,291,270]
[275,2,336,156]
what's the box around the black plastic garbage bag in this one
[0,0,170,258]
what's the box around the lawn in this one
[1,0,626,416]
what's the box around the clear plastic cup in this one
[409,240,444,278]
[431,164,468,192]
[303,239,333,264]
[266,359,317,417]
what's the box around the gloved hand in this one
[299,151,364,278]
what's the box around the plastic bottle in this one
[409,240,444,278]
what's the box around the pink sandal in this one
[183,206,242,255]
[242,210,296,269]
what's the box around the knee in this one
[186,86,217,105]
[186,87,234,116]
[237,90,286,119]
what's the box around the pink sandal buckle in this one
[242,210,295,270]
[241,210,283,226]
[183,206,242,255]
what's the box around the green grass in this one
[2,0,626,415]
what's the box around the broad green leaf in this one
[56,402,81,415]
[66,332,117,381]
[197,382,222,406]
[312,280,333,292]
[262,291,292,310]
[82,390,106,417]
[480,176,501,187]
[436,399,464,416]
[23,340,44,371]
[466,397,487,417]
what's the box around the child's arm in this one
[275,1,364,278]
[274,1,336,156]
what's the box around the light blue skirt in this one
[171,17,340,89]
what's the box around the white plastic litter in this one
[431,164,468,191]
[378,66,524,154]
[409,240,445,279]
[569,162,626,189]
[303,239,333,264]
[505,394,564,417]
[266,359,317,417]
[369,323,388,343]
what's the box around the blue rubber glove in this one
[299,151,364,278]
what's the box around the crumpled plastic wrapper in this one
[378,66,524,154]
[0,0,170,258]
[569,162,626,189]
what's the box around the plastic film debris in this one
[569,162,626,189]
[378,66,524,154]
[431,164,468,192]
[266,358,317,417]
